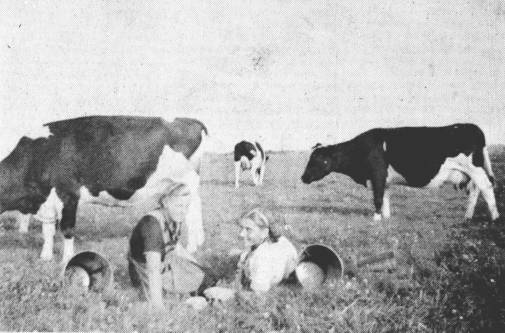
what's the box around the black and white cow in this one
[234,140,268,188]
[301,124,500,222]
[0,116,207,262]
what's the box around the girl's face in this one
[162,195,191,223]
[239,218,269,248]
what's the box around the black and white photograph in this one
[1,0,504,331]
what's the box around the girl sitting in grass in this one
[127,181,214,309]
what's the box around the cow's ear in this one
[312,143,322,150]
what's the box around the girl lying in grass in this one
[205,208,298,301]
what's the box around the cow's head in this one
[301,145,337,184]
[0,136,50,214]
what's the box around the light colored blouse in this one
[239,236,298,293]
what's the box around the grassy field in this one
[1,147,504,332]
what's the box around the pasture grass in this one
[0,148,504,332]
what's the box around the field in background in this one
[0,147,504,332]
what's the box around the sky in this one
[1,0,504,154]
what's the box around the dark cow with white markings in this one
[0,116,207,261]
[234,140,268,188]
[301,124,499,222]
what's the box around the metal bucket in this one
[62,251,113,292]
[295,244,344,289]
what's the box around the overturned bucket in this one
[62,251,113,292]
[295,244,344,290]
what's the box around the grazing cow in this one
[0,116,207,262]
[301,124,500,222]
[234,140,268,188]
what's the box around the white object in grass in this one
[296,262,325,290]
[203,287,235,302]
[67,266,90,289]
[185,296,208,311]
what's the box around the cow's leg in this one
[234,161,241,188]
[381,189,391,219]
[470,168,499,221]
[18,212,31,233]
[36,188,63,260]
[372,194,384,222]
[259,162,266,185]
[255,168,262,186]
[184,188,204,253]
[57,188,80,263]
[464,181,480,220]
[369,154,387,222]
[40,222,56,261]
[475,168,499,220]
[251,167,259,186]
[371,177,386,222]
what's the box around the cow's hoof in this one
[373,213,382,222]
[185,296,208,311]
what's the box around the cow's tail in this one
[482,146,495,186]
[473,145,495,185]
[173,117,209,136]
[176,118,208,173]
[199,123,209,136]
[188,129,208,174]
[255,141,265,161]
[191,118,208,136]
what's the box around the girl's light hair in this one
[240,208,281,242]
[158,182,191,206]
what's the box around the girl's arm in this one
[145,251,163,309]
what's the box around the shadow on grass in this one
[0,232,43,250]
[200,251,241,282]
[274,204,371,216]
[201,179,234,187]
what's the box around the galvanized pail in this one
[62,251,113,292]
[295,244,344,289]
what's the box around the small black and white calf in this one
[301,123,499,222]
[234,140,268,188]
[0,116,207,262]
